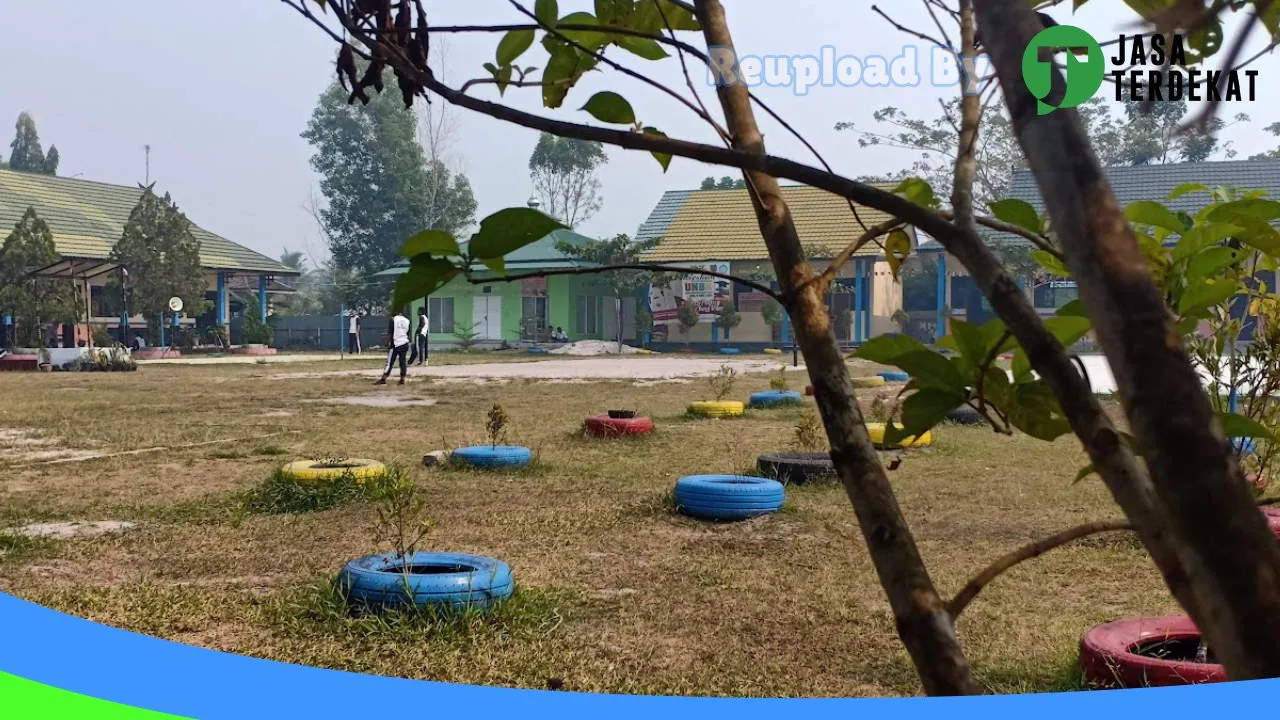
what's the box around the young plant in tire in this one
[794,410,826,452]
[485,403,510,447]
[708,363,737,401]
[769,365,789,392]
[369,468,435,601]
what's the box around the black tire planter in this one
[756,452,835,485]
[607,410,638,419]
[946,406,986,425]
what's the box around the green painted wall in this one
[411,273,616,344]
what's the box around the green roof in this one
[376,227,601,277]
[0,168,295,275]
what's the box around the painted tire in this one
[340,551,513,611]
[451,445,533,470]
[674,474,785,521]
[1079,615,1224,688]
[719,347,741,355]
[946,406,986,425]
[1233,437,1258,455]
[527,347,547,355]
[762,348,783,355]
[757,452,835,485]
[877,370,910,382]
[688,401,746,418]
[584,415,654,438]
[280,459,386,483]
[1265,507,1280,537]
[865,422,933,449]
[851,376,887,389]
[749,390,805,408]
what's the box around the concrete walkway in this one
[268,356,806,382]
[135,353,376,366]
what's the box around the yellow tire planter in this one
[281,459,387,483]
[762,348,783,355]
[687,401,746,418]
[865,423,933,449]
[851,376,887,389]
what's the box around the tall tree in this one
[7,113,57,175]
[0,207,77,346]
[529,132,606,227]
[109,186,206,341]
[273,249,326,316]
[302,63,476,310]
[556,233,664,352]
[700,175,745,190]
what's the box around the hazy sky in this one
[3,1,1278,268]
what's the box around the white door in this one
[472,295,503,340]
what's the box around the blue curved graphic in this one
[1,590,1279,718]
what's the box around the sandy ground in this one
[268,356,804,383]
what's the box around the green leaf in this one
[1073,464,1098,484]
[618,35,669,60]
[1031,249,1071,278]
[885,229,912,280]
[894,349,968,393]
[468,207,566,260]
[1011,348,1033,382]
[480,256,506,276]
[633,0,701,32]
[897,388,966,437]
[893,177,936,209]
[495,64,514,96]
[541,40,597,108]
[534,0,559,27]
[856,333,930,364]
[394,257,459,311]
[946,318,987,367]
[987,199,1041,234]
[1056,298,1088,317]
[1005,380,1072,441]
[400,229,460,259]
[642,126,672,171]
[581,91,636,124]
[497,29,536,66]
[556,12,610,50]
[1218,411,1275,441]
[1044,315,1092,348]
[1169,182,1210,200]
[1172,223,1239,262]
[1125,200,1188,234]
[1178,277,1240,316]
[1186,246,1242,283]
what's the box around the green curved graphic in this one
[0,671,190,719]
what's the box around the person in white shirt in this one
[376,309,412,385]
[347,312,361,354]
[407,308,429,366]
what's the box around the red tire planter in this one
[805,385,814,396]
[234,346,278,356]
[1265,506,1280,536]
[132,349,179,360]
[584,415,654,438]
[1080,615,1225,688]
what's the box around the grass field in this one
[0,353,1210,697]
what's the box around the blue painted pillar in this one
[216,272,227,326]
[258,276,268,322]
[853,260,865,344]
[159,315,167,347]
[864,259,873,341]
[711,321,719,345]
[936,253,948,342]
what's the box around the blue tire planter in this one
[340,551,513,611]
[674,474,785,521]
[527,347,547,355]
[719,347,741,355]
[1233,437,1258,456]
[877,370,910,382]
[749,390,804,408]
[452,445,533,470]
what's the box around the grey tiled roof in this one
[995,159,1280,243]
[635,189,693,242]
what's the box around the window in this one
[427,297,454,334]
[576,296,600,336]
[1033,280,1078,310]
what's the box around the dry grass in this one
[0,356,1212,697]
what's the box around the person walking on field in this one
[407,308,429,366]
[347,311,361,354]
[376,309,411,385]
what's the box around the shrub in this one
[243,464,406,515]
[794,410,826,451]
[769,365,789,391]
[708,363,737,401]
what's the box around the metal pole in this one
[935,254,947,342]
[339,304,346,358]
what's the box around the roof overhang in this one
[27,257,120,279]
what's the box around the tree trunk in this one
[695,0,978,695]
[975,0,1280,679]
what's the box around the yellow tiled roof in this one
[0,169,294,275]
[639,185,901,262]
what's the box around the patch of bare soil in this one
[304,394,438,408]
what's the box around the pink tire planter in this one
[1079,615,1225,688]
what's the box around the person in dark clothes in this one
[376,309,411,385]
[407,309,429,366]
